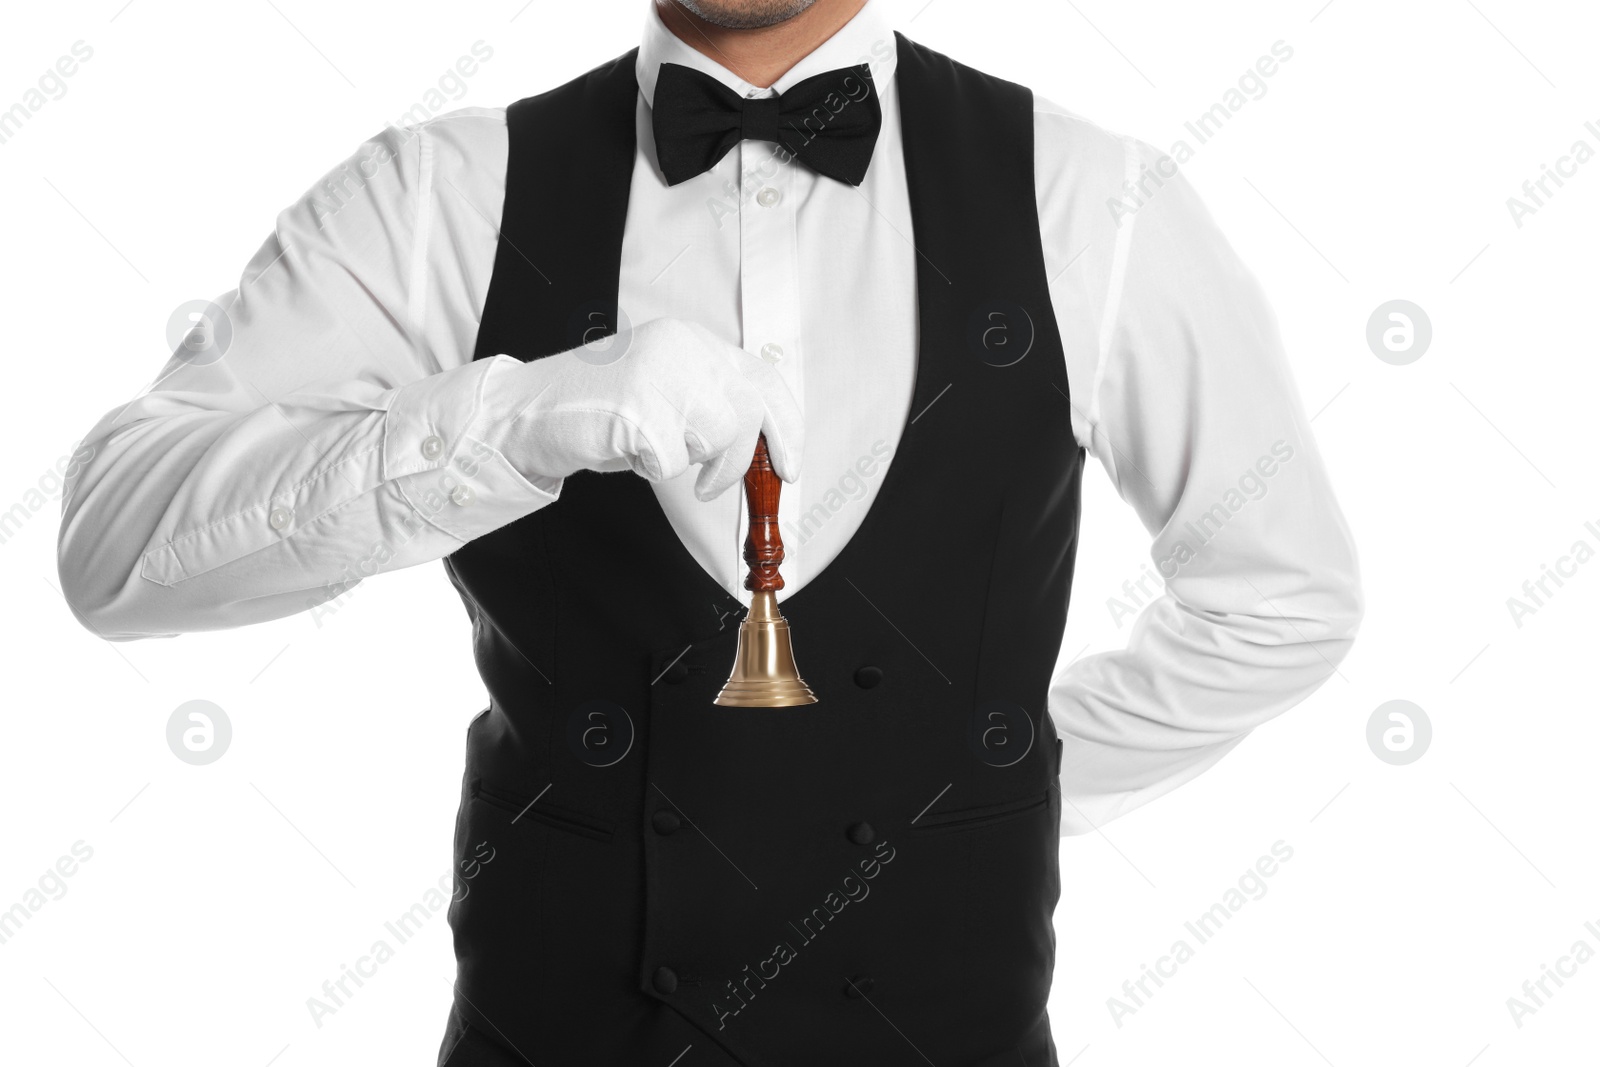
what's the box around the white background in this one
[2,1,1597,1064]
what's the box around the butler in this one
[58,1,1363,1064]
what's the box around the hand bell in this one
[713,433,818,707]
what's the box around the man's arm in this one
[58,112,805,640]
[1043,129,1364,833]
[58,119,559,639]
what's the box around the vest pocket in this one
[911,790,1050,834]
[471,779,614,843]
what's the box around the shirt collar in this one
[635,0,897,108]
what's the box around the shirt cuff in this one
[384,354,562,541]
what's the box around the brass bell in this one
[714,434,818,707]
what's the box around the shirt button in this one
[756,186,781,208]
[420,435,444,460]
[846,822,876,845]
[854,666,883,689]
[449,485,475,507]
[653,966,679,995]
[652,810,681,836]
[268,506,292,531]
[759,342,784,364]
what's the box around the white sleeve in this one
[58,118,559,640]
[1045,136,1364,833]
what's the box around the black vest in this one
[438,34,1085,1067]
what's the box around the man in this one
[58,0,1362,1063]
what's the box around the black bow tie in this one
[651,62,883,187]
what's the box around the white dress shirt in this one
[57,1,1362,834]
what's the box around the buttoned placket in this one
[735,125,806,598]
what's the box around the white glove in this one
[489,318,804,500]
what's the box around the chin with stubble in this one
[674,0,819,29]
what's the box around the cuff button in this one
[420,435,444,460]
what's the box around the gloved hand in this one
[491,318,804,500]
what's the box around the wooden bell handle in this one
[742,434,785,593]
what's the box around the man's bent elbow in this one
[57,512,172,642]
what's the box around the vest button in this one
[844,974,875,998]
[846,821,875,845]
[662,661,689,684]
[652,810,681,836]
[853,666,883,689]
[653,966,679,995]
